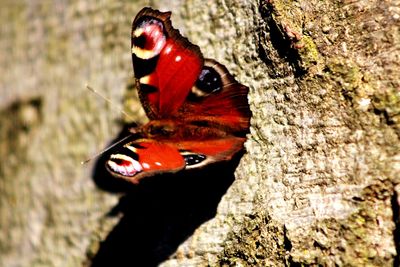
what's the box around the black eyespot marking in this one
[112,158,126,165]
[195,66,222,94]
[119,147,139,161]
[182,153,206,166]
[132,34,147,49]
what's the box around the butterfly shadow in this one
[89,126,242,267]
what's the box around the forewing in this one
[106,139,185,183]
[106,137,245,183]
[131,8,204,119]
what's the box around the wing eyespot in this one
[107,154,143,177]
[189,66,222,99]
[180,151,207,167]
[132,17,166,59]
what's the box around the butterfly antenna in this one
[85,84,134,121]
[81,134,133,165]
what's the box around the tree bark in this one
[0,0,399,266]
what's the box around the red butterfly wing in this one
[106,137,245,183]
[105,8,251,183]
[131,8,203,118]
[178,59,251,135]
[106,140,185,183]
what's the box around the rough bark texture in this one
[0,0,399,266]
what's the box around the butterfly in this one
[105,7,251,183]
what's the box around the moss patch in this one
[218,212,288,266]
[288,180,397,265]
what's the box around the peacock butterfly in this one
[106,7,251,183]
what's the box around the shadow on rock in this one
[89,126,242,267]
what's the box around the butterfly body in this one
[106,7,251,183]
